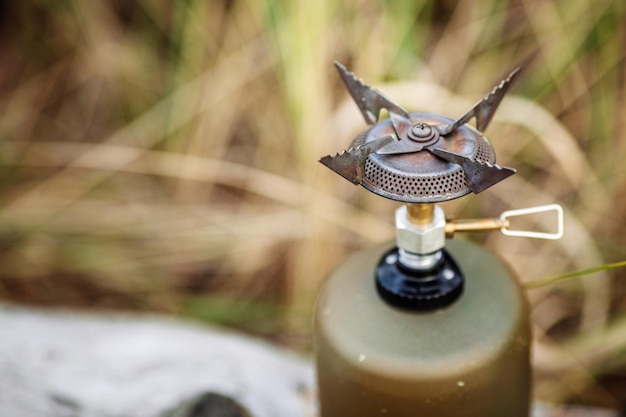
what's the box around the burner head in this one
[353,112,495,203]
[320,62,519,203]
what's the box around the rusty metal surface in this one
[438,67,522,135]
[431,147,515,194]
[334,61,410,129]
[319,135,394,185]
[358,112,493,202]
[320,63,519,203]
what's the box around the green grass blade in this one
[524,260,626,289]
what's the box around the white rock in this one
[0,304,316,417]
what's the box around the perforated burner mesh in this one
[364,160,467,198]
[354,112,497,203]
[475,137,494,162]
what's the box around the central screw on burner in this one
[411,123,431,138]
[407,122,438,144]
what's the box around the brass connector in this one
[407,204,435,226]
[445,217,510,238]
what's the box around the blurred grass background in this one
[0,0,625,410]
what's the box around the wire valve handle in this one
[445,204,564,240]
[500,204,563,240]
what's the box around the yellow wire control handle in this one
[445,204,564,240]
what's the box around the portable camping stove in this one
[320,62,562,310]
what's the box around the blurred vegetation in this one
[0,0,626,409]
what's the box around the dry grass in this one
[1,0,625,408]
